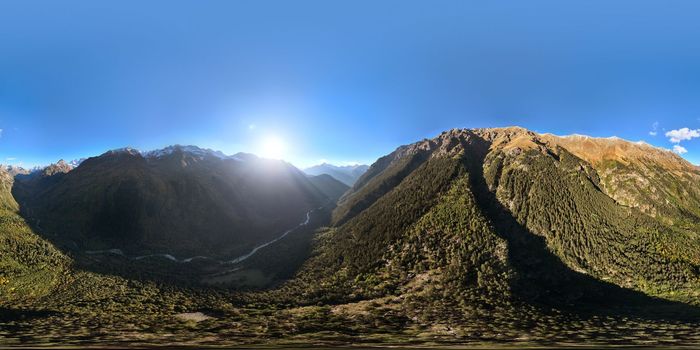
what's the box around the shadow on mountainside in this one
[9,175,334,289]
[462,131,700,322]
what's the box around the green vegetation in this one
[0,170,69,304]
[4,128,700,347]
[485,148,700,298]
[332,150,430,225]
[0,209,68,303]
[12,147,335,260]
[596,158,700,223]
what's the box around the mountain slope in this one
[13,146,335,259]
[541,134,700,227]
[4,130,700,346]
[281,127,700,312]
[306,174,350,203]
[0,167,69,304]
[303,163,369,186]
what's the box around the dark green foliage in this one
[0,169,68,303]
[487,148,700,295]
[13,148,333,259]
[0,209,69,303]
[333,156,465,273]
[332,151,430,225]
[5,129,700,347]
[595,158,700,228]
[266,128,700,344]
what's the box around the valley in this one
[2,128,700,347]
[84,208,317,265]
[6,0,700,346]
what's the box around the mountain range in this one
[2,127,700,347]
[303,163,369,186]
[12,145,348,259]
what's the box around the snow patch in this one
[144,145,228,160]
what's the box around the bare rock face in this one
[4,165,30,177]
[41,160,74,177]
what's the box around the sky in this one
[2,1,700,168]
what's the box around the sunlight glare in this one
[259,135,286,159]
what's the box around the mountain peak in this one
[3,164,30,177]
[416,127,696,173]
[143,145,261,163]
[40,159,75,176]
[306,163,368,170]
[103,147,142,157]
[144,145,229,160]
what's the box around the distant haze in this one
[304,163,369,186]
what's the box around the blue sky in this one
[2,0,700,167]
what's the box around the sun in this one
[259,135,286,159]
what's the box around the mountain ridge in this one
[299,126,700,306]
[4,127,700,346]
[304,163,369,186]
[12,145,337,261]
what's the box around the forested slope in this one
[275,127,700,317]
[0,167,68,304]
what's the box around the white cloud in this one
[248,124,256,130]
[5,157,16,161]
[666,127,700,143]
[649,122,659,136]
[0,129,3,137]
[673,145,688,154]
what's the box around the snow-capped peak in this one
[105,147,142,156]
[144,145,240,161]
[68,158,86,167]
